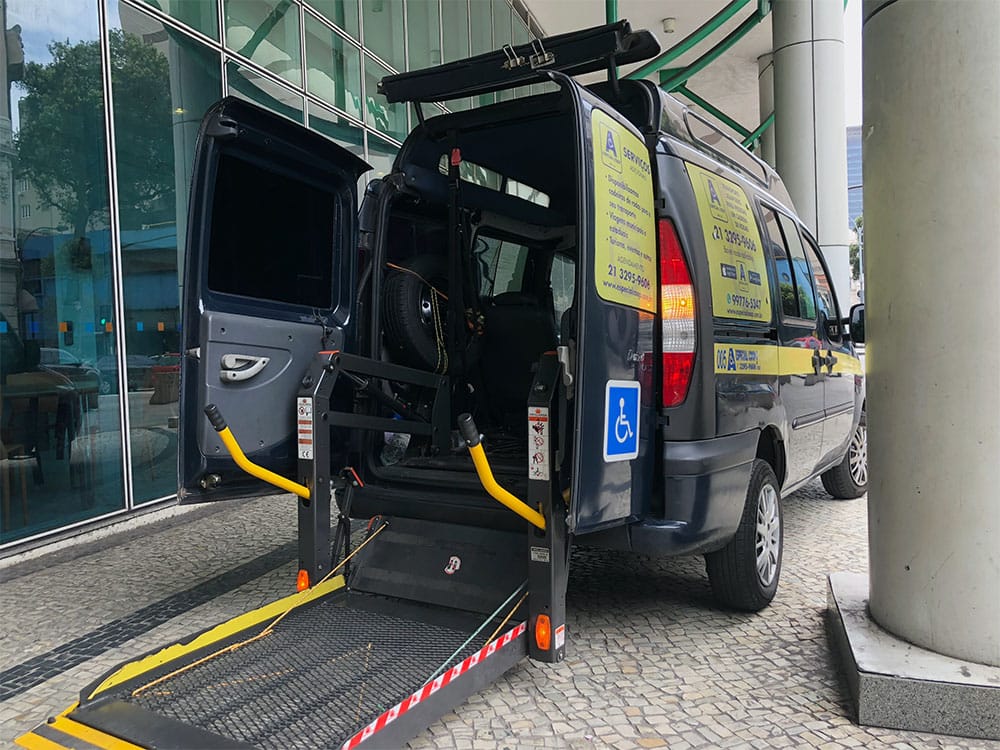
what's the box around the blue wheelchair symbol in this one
[604,380,640,462]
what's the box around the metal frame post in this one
[297,352,339,584]
[526,352,569,663]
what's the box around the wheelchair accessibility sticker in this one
[603,380,640,462]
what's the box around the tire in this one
[383,254,451,372]
[705,459,783,612]
[821,413,868,499]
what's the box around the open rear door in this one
[179,98,369,502]
[568,94,659,533]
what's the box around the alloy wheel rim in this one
[849,423,868,487]
[755,484,780,587]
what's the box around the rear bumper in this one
[629,431,758,556]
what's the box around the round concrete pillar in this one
[864,0,1000,667]
[772,0,851,304]
[756,53,775,167]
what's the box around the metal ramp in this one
[17,519,530,750]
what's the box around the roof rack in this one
[379,21,659,105]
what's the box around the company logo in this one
[444,555,462,575]
[600,124,622,173]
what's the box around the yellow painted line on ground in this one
[85,574,345,700]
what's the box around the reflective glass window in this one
[442,0,470,63]
[492,0,512,45]
[2,0,125,543]
[111,2,222,503]
[364,56,407,141]
[367,135,398,182]
[224,0,301,86]
[304,12,363,120]
[134,0,219,39]
[407,0,441,70]
[308,104,365,157]
[362,0,404,71]
[307,0,359,39]
[227,60,305,123]
[470,0,492,54]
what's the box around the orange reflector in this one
[296,569,310,591]
[534,614,552,651]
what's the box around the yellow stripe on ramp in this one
[15,731,67,750]
[49,715,145,749]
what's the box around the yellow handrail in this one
[217,426,312,500]
[467,442,546,530]
[205,403,312,500]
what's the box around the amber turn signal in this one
[534,614,552,651]
[296,569,310,592]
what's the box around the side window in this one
[778,216,817,321]
[473,234,529,297]
[762,207,818,322]
[802,239,841,336]
[550,253,575,336]
[762,208,797,318]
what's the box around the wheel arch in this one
[755,425,786,488]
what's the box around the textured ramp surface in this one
[120,595,479,749]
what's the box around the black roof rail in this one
[378,21,659,104]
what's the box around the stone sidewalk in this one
[0,483,996,749]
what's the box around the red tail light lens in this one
[658,219,696,407]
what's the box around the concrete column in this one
[864,0,1000,667]
[756,53,775,167]
[772,0,851,305]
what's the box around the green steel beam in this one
[626,0,752,80]
[742,112,775,149]
[676,85,752,137]
[659,10,766,92]
[606,0,617,24]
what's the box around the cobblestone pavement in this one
[0,484,996,749]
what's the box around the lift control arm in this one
[205,404,312,500]
[458,413,546,530]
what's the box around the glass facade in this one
[0,0,538,548]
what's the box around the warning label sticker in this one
[685,162,772,323]
[592,109,657,313]
[297,397,313,460]
[528,406,549,482]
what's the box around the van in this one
[178,21,866,612]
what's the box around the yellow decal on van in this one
[686,163,772,323]
[714,343,864,376]
[592,109,657,313]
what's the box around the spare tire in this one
[383,254,452,372]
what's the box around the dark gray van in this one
[179,21,866,613]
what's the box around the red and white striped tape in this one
[340,621,527,750]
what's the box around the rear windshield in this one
[207,153,336,309]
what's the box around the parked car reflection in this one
[96,354,155,394]
[39,347,101,408]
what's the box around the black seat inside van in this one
[482,291,557,428]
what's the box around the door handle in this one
[811,350,824,374]
[825,352,838,373]
[219,353,270,382]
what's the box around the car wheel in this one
[705,459,782,612]
[821,413,868,499]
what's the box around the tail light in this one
[658,219,696,407]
